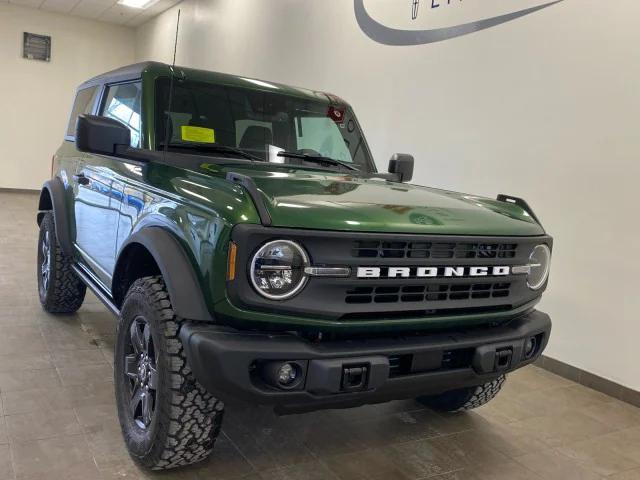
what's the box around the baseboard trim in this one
[0,187,39,194]
[536,355,640,408]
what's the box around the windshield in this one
[155,78,376,173]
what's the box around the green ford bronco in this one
[37,62,552,470]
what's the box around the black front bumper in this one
[180,310,551,412]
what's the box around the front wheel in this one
[114,276,224,470]
[416,375,506,412]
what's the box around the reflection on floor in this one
[1,191,639,480]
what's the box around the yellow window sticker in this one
[181,125,215,143]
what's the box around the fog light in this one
[524,337,538,359]
[259,360,304,390]
[277,363,297,385]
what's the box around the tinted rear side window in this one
[66,86,99,137]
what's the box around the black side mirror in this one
[76,114,131,156]
[388,153,414,182]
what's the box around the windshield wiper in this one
[277,151,359,171]
[159,142,263,162]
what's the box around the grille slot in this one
[345,282,512,304]
[352,241,517,259]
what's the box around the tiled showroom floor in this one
[1,190,639,480]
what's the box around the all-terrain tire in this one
[114,275,224,470]
[416,375,506,412]
[37,212,86,313]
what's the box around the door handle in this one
[73,174,90,186]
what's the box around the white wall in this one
[0,3,135,190]
[136,0,640,390]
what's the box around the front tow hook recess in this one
[341,365,368,392]
[494,348,513,372]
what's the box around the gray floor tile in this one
[388,437,464,478]
[557,436,640,477]
[0,352,53,373]
[0,368,62,392]
[57,363,114,387]
[1,386,72,415]
[609,469,640,480]
[515,448,605,480]
[0,418,7,446]
[323,447,416,480]
[436,460,545,480]
[83,421,130,470]
[11,434,100,480]
[0,444,14,480]
[597,427,640,464]
[510,410,617,447]
[51,347,108,367]
[5,407,82,442]
[577,398,640,430]
[259,462,339,480]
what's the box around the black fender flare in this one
[38,177,74,257]
[115,227,214,322]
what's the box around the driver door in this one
[73,82,142,285]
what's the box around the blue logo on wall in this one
[355,0,565,46]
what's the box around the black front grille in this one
[352,240,517,259]
[345,282,512,304]
[231,225,550,323]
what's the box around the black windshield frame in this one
[154,77,377,173]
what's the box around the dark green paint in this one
[214,164,543,236]
[54,62,545,332]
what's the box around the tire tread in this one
[38,213,85,314]
[417,375,506,412]
[122,276,223,470]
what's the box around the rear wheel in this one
[114,276,224,470]
[37,212,86,313]
[416,375,506,412]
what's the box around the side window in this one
[66,86,99,137]
[101,82,142,148]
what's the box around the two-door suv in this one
[37,62,552,470]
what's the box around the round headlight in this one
[527,244,551,290]
[250,240,309,300]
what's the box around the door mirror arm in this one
[114,145,151,163]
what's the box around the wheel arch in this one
[37,178,73,257]
[112,227,214,322]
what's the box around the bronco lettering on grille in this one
[356,266,511,278]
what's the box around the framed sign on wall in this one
[23,32,51,62]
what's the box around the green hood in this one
[219,167,544,236]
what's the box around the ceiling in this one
[3,0,179,26]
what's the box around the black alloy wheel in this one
[39,229,52,295]
[124,317,158,429]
